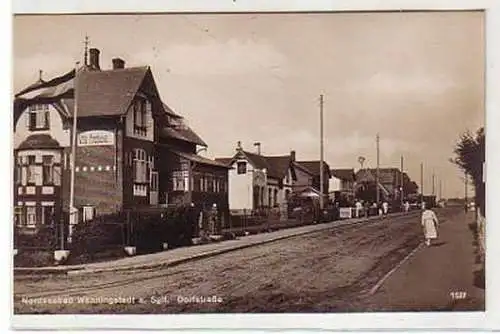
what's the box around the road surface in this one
[14,207,480,314]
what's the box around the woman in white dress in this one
[421,208,439,246]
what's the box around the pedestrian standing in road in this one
[355,199,363,218]
[404,200,410,213]
[382,201,389,218]
[421,207,439,246]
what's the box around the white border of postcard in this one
[4,0,500,331]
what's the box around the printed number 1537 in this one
[450,291,467,300]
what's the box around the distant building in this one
[354,168,417,202]
[293,160,331,197]
[215,142,295,215]
[329,168,356,201]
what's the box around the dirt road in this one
[14,208,463,314]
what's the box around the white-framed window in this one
[237,161,247,174]
[15,157,22,185]
[133,184,148,197]
[42,155,54,185]
[133,98,150,136]
[26,155,41,185]
[82,206,96,222]
[14,206,25,227]
[26,205,37,227]
[199,176,205,192]
[41,204,54,225]
[133,149,148,184]
[150,171,159,192]
[172,171,188,191]
[28,104,50,130]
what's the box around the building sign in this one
[339,207,353,219]
[78,130,115,147]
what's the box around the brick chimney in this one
[254,142,261,155]
[236,141,242,152]
[290,150,296,162]
[112,58,125,70]
[89,48,100,70]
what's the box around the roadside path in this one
[15,211,417,276]
[358,211,484,311]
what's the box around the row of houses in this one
[13,46,417,236]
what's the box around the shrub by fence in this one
[69,206,198,258]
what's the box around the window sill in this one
[29,127,50,132]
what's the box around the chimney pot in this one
[89,48,100,70]
[112,58,125,70]
[236,141,242,152]
[254,142,261,155]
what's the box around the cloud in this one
[346,69,459,96]
[130,39,289,76]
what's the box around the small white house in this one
[215,142,295,214]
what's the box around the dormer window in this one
[133,98,150,136]
[28,104,49,131]
[237,161,247,174]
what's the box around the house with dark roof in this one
[13,47,230,237]
[215,142,296,215]
[354,168,418,202]
[294,157,331,197]
[330,168,356,200]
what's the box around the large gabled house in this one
[215,142,295,215]
[13,47,230,236]
[354,168,417,202]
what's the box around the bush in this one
[14,250,54,267]
[133,206,197,253]
[14,225,58,250]
[70,212,126,259]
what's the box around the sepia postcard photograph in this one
[7,0,498,331]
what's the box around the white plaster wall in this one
[14,106,70,149]
[228,159,254,211]
[329,176,342,192]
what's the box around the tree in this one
[451,127,485,215]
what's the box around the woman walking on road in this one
[421,207,439,246]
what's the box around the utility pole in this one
[319,94,325,211]
[400,155,404,209]
[439,178,442,200]
[68,61,80,244]
[420,162,424,205]
[432,173,436,196]
[376,133,380,205]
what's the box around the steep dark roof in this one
[331,168,355,181]
[15,67,208,147]
[214,158,233,166]
[217,151,292,179]
[17,134,60,150]
[160,105,207,147]
[61,67,149,118]
[161,127,207,147]
[170,149,231,169]
[266,155,293,179]
[295,161,332,178]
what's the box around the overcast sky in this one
[13,12,484,199]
